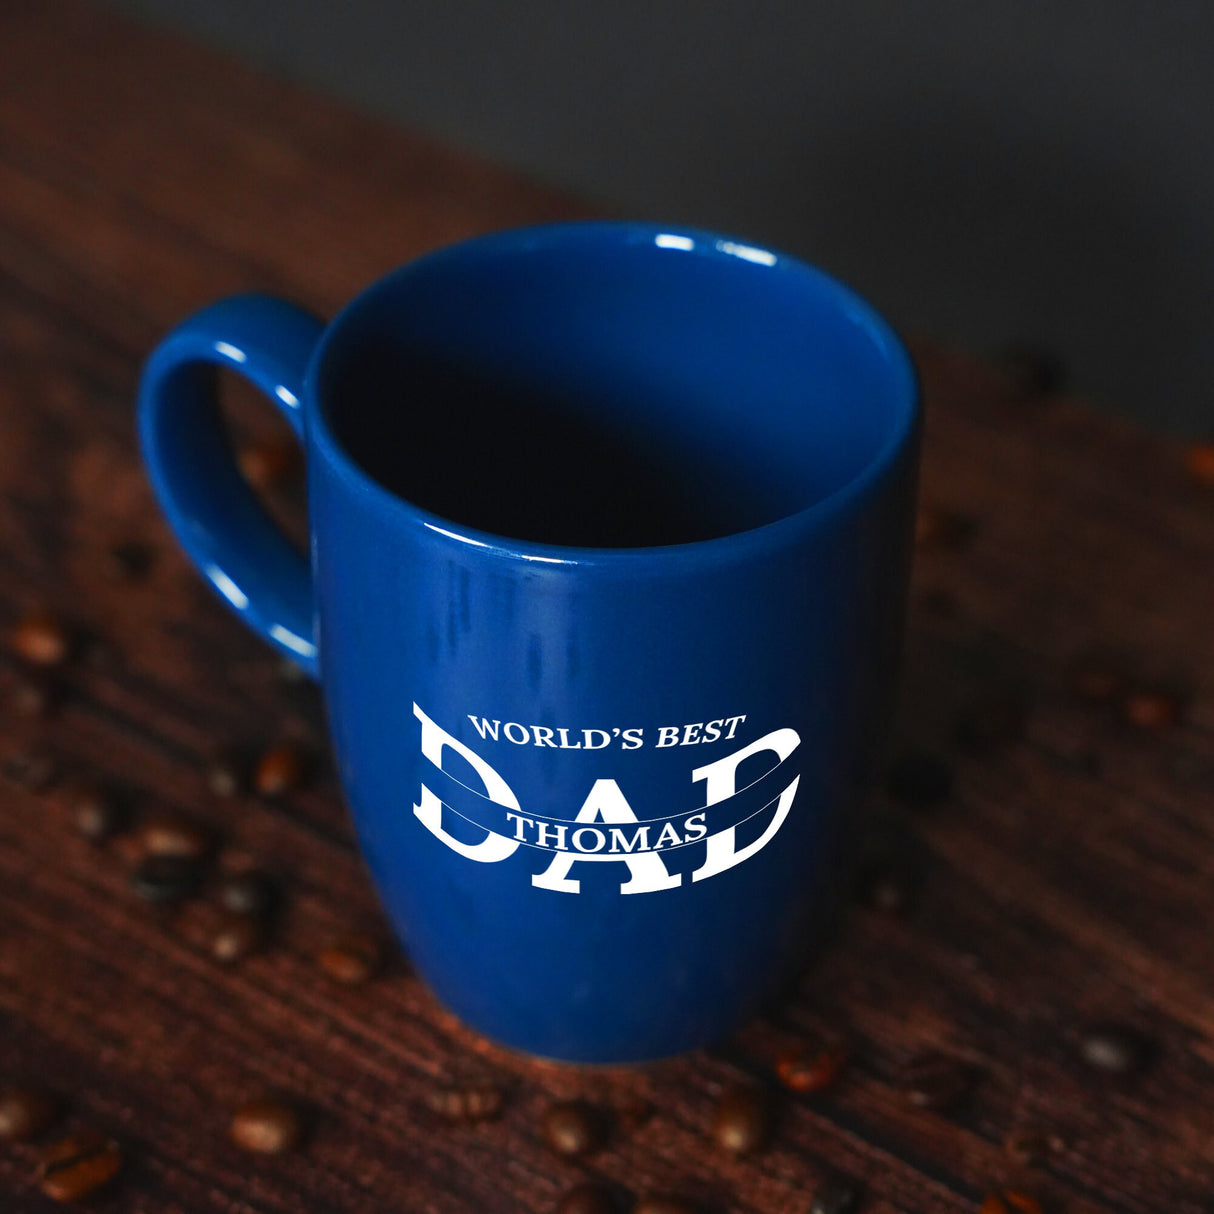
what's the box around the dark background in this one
[103,0,1212,434]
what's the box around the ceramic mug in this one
[138,221,920,1063]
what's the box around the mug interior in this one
[314,223,916,550]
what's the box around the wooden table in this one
[1,3,1212,1210]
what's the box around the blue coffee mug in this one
[139,221,919,1063]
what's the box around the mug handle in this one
[138,294,325,679]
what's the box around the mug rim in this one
[304,219,920,568]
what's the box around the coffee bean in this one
[1184,442,1214,486]
[634,1198,700,1214]
[921,586,959,617]
[557,1182,617,1214]
[207,751,246,798]
[810,1173,861,1214]
[137,812,212,860]
[217,870,277,917]
[105,540,155,581]
[211,915,266,964]
[1004,1126,1063,1165]
[915,504,974,549]
[856,858,916,915]
[1067,655,1122,701]
[710,1083,771,1155]
[884,751,953,809]
[1079,1024,1149,1073]
[2,746,58,792]
[39,1131,122,1201]
[11,673,59,718]
[277,656,309,684]
[239,437,302,489]
[317,933,381,984]
[776,1042,849,1093]
[614,1091,654,1131]
[900,1052,974,1111]
[1121,687,1182,730]
[68,782,126,843]
[425,1082,503,1122]
[0,1085,57,1140]
[542,1099,602,1157]
[130,854,201,903]
[955,694,1027,754]
[992,341,1067,399]
[230,1099,302,1153]
[254,742,307,797]
[10,607,72,667]
[980,1190,1043,1214]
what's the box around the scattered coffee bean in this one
[130,854,201,904]
[558,1182,617,1214]
[239,437,302,489]
[542,1099,602,1157]
[105,540,155,581]
[68,782,126,843]
[254,742,307,797]
[810,1173,861,1214]
[277,656,309,684]
[207,750,246,798]
[10,607,72,667]
[11,672,59,718]
[1184,442,1214,486]
[217,870,277,917]
[915,504,974,549]
[710,1083,771,1155]
[1079,1024,1149,1073]
[980,1190,1043,1214]
[1069,655,1123,701]
[884,751,953,809]
[317,932,381,985]
[229,1099,302,1154]
[992,341,1067,399]
[921,586,960,617]
[955,694,1027,754]
[1121,687,1182,730]
[775,1042,849,1093]
[856,857,916,915]
[1004,1125,1062,1165]
[38,1131,122,1202]
[634,1197,700,1214]
[137,812,212,860]
[614,1091,654,1131]
[2,746,58,792]
[211,915,266,964]
[900,1051,974,1111]
[425,1082,504,1122]
[0,1085,57,1140]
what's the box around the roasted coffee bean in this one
[254,742,307,797]
[557,1182,617,1214]
[981,1190,1043,1214]
[614,1091,654,1131]
[137,812,212,860]
[39,1131,122,1202]
[915,504,974,549]
[1121,687,1182,730]
[810,1173,861,1214]
[884,751,953,809]
[2,746,58,792]
[992,341,1067,399]
[921,586,959,617]
[425,1082,503,1122]
[10,607,72,667]
[239,437,302,489]
[211,915,266,964]
[207,751,246,798]
[856,857,916,915]
[776,1042,849,1093]
[710,1083,771,1155]
[217,870,277,917]
[130,854,201,904]
[634,1198,700,1214]
[1184,442,1214,486]
[11,673,59,718]
[230,1099,302,1154]
[277,656,309,684]
[1079,1024,1149,1073]
[1005,1126,1062,1165]
[105,540,155,581]
[542,1099,602,1157]
[68,782,125,843]
[317,933,381,984]
[0,1085,57,1140]
[955,694,1027,754]
[901,1051,973,1111]
[1068,655,1123,701]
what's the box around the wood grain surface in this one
[1,2,1213,1211]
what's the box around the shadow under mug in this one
[138,221,920,1063]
